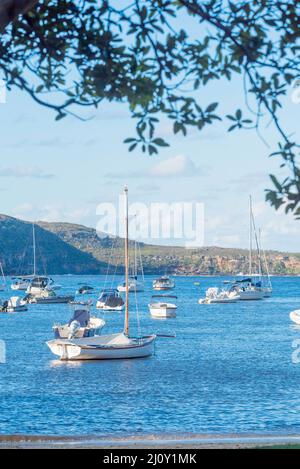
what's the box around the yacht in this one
[96,288,125,311]
[232,196,264,301]
[153,276,175,291]
[117,275,144,293]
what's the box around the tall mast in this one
[249,195,252,276]
[32,222,36,276]
[124,186,129,336]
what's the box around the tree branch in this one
[0,0,39,32]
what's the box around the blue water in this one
[0,275,299,436]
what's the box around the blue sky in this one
[0,69,299,252]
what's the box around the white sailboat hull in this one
[47,333,156,361]
[239,289,264,300]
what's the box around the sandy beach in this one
[1,434,300,449]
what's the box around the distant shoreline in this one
[1,434,300,449]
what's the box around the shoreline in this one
[1,434,300,449]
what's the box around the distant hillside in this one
[0,214,298,275]
[38,220,300,276]
[0,215,107,275]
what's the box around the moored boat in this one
[153,276,175,291]
[149,295,177,318]
[199,287,240,304]
[96,288,125,311]
[0,296,28,313]
[47,187,157,361]
[53,302,105,339]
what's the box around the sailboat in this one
[47,187,156,361]
[0,262,6,291]
[258,229,272,298]
[117,240,144,293]
[230,196,264,300]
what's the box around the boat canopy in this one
[30,276,53,288]
[68,309,90,327]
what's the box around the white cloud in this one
[106,154,206,180]
[0,165,54,179]
[149,154,203,178]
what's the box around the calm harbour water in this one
[0,275,299,437]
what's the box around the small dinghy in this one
[0,296,28,313]
[199,287,240,304]
[290,309,300,325]
[149,295,177,319]
[96,288,125,311]
[52,302,105,339]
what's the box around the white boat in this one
[231,197,264,301]
[96,288,125,311]
[53,302,105,339]
[199,287,240,304]
[11,223,61,293]
[11,277,31,291]
[47,332,156,361]
[0,296,28,313]
[290,309,300,325]
[149,295,177,318]
[153,276,175,291]
[47,186,156,361]
[118,276,144,293]
[26,276,53,296]
[229,279,264,300]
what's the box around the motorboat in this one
[76,285,94,295]
[26,276,54,296]
[290,309,300,325]
[25,288,74,305]
[149,295,177,318]
[52,302,105,339]
[153,276,175,291]
[0,296,28,313]
[117,276,144,293]
[199,287,240,304]
[11,277,31,291]
[47,186,156,361]
[96,288,125,311]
